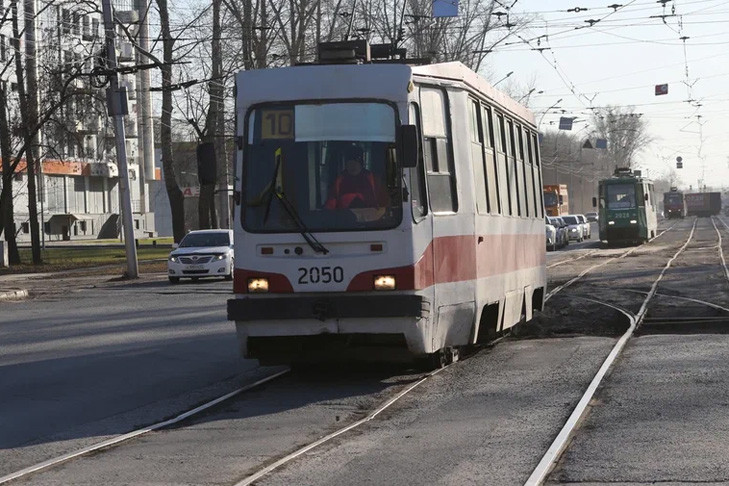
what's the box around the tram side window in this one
[482,105,501,215]
[507,119,521,216]
[518,125,531,218]
[532,132,544,218]
[495,113,512,215]
[409,102,428,221]
[421,87,457,213]
[469,99,488,214]
[526,129,540,218]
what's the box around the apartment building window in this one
[82,15,91,39]
[0,35,5,62]
[21,222,29,233]
[61,9,70,34]
[72,12,80,36]
[92,18,99,39]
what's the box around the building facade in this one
[0,0,156,242]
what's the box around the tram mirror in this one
[400,125,418,168]
[592,197,597,208]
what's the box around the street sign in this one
[558,117,573,130]
[655,83,668,96]
[433,0,458,17]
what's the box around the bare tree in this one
[155,0,186,242]
[590,106,652,170]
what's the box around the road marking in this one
[526,220,697,486]
[235,367,447,486]
[0,369,290,485]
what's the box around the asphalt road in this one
[0,275,259,476]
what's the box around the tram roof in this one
[235,62,534,125]
[412,62,535,125]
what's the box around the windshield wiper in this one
[273,190,329,254]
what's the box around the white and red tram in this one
[228,43,546,365]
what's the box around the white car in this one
[561,215,584,242]
[168,229,234,283]
[545,218,558,251]
[576,214,591,239]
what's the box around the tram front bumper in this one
[228,294,429,322]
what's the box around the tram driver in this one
[325,145,387,214]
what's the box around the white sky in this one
[483,0,729,190]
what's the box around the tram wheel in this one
[416,349,448,371]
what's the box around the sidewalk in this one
[0,259,168,301]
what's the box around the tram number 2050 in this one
[298,266,344,284]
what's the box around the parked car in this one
[549,217,569,249]
[576,214,591,239]
[561,215,584,242]
[546,218,558,251]
[585,211,599,222]
[168,229,234,283]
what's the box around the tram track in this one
[2,363,462,486]
[545,222,677,302]
[525,219,698,485]
[0,370,290,485]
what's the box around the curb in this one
[0,289,29,301]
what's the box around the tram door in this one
[419,87,475,349]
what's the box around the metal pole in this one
[101,0,139,278]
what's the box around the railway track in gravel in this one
[526,216,729,485]
[545,221,679,302]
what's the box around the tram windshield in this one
[243,102,403,233]
[606,183,637,209]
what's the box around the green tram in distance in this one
[596,168,658,245]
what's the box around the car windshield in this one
[607,183,637,209]
[179,232,230,248]
[562,216,578,225]
[243,102,403,233]
[543,192,558,207]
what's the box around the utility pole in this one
[101,0,139,278]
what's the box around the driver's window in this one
[409,102,427,221]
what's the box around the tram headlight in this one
[630,220,637,224]
[247,278,269,293]
[608,221,615,225]
[374,275,396,291]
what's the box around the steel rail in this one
[711,216,729,284]
[0,369,291,485]
[621,289,729,314]
[545,222,676,303]
[234,366,448,486]
[525,219,697,486]
[547,249,598,269]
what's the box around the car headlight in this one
[630,220,637,224]
[570,228,577,232]
[215,254,226,260]
[608,221,615,225]
[169,255,178,262]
